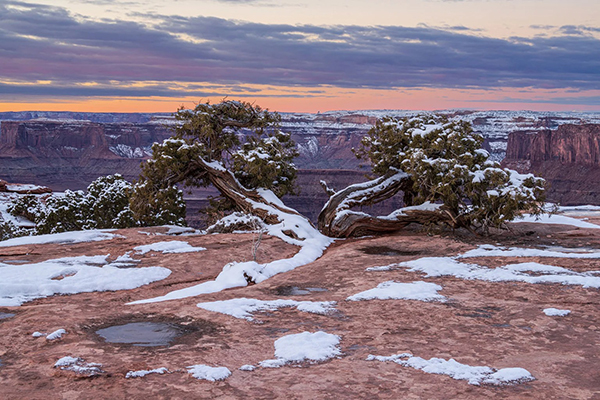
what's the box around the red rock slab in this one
[0,224,599,399]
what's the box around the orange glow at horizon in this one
[1,87,599,114]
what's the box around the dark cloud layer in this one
[1,1,599,98]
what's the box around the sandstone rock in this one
[503,124,600,205]
[0,221,600,398]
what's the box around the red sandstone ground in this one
[0,220,599,399]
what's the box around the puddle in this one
[360,246,421,256]
[273,286,328,296]
[492,324,511,328]
[0,313,15,320]
[96,322,186,347]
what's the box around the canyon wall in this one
[503,124,600,205]
[0,120,173,189]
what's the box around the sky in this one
[1,0,600,113]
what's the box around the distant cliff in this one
[503,124,600,205]
[0,120,173,189]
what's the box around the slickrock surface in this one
[1,221,599,399]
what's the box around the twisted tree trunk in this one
[317,171,452,237]
[194,158,307,226]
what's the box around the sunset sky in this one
[1,0,600,113]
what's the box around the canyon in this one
[1,110,600,226]
[503,124,600,205]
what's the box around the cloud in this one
[493,95,600,106]
[1,1,600,99]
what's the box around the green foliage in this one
[130,180,187,227]
[7,174,138,235]
[232,130,298,197]
[355,114,546,231]
[85,174,136,228]
[131,100,298,224]
[0,218,26,241]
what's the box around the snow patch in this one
[54,356,103,376]
[46,328,66,340]
[515,213,600,229]
[395,257,600,288]
[0,255,171,306]
[460,244,600,259]
[368,353,534,385]
[239,364,256,371]
[258,331,341,368]
[0,229,120,247]
[134,240,206,254]
[347,281,446,302]
[125,367,168,378]
[163,225,203,236]
[197,297,336,321]
[365,264,398,272]
[187,364,231,381]
[543,308,571,316]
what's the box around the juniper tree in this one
[130,100,298,226]
[319,114,546,236]
[7,174,137,235]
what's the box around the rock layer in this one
[503,124,600,205]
